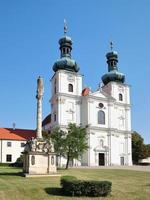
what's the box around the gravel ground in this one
[72,165,150,172]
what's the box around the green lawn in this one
[0,167,150,200]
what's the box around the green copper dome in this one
[53,57,79,72]
[102,49,125,85]
[53,35,79,73]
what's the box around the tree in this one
[42,130,51,140]
[145,144,150,157]
[51,123,88,169]
[132,131,149,164]
[51,127,66,157]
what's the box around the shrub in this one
[0,163,10,167]
[9,155,23,167]
[60,175,112,197]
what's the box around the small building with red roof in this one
[0,128,36,163]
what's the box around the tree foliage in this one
[132,131,150,164]
[51,123,88,169]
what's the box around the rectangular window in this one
[7,142,11,147]
[21,142,25,147]
[54,113,56,121]
[6,154,12,162]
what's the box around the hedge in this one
[0,163,10,167]
[61,175,112,197]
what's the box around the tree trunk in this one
[65,154,70,169]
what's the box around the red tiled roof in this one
[0,128,36,141]
[82,88,90,96]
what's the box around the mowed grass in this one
[0,167,150,200]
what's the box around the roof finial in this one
[64,19,67,35]
[110,41,113,51]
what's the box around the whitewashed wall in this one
[0,140,26,163]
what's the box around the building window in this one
[68,84,73,92]
[119,93,123,101]
[31,155,35,165]
[21,142,25,147]
[6,154,12,162]
[54,113,56,121]
[63,48,66,54]
[7,142,11,147]
[54,78,57,94]
[98,110,105,124]
[99,103,104,108]
[51,156,54,165]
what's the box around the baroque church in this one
[43,25,132,167]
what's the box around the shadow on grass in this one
[45,187,65,196]
[0,172,23,177]
[145,183,150,187]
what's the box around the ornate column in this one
[36,76,44,139]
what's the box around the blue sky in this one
[0,0,150,143]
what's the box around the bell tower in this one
[101,42,132,166]
[50,21,82,129]
[102,42,130,104]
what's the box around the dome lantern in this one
[102,42,125,85]
[53,20,79,73]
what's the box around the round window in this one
[99,103,104,108]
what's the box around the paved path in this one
[72,165,150,172]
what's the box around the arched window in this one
[119,93,123,101]
[98,110,105,124]
[68,84,73,92]
[54,113,56,121]
[63,48,66,54]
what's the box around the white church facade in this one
[43,29,132,166]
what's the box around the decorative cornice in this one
[87,126,132,134]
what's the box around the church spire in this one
[106,41,118,72]
[59,20,72,59]
[102,42,125,85]
[53,20,79,73]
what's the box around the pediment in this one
[89,90,114,100]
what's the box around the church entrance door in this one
[99,153,105,166]
[120,157,124,165]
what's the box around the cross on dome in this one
[110,41,113,51]
[64,19,67,35]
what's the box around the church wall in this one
[87,129,108,166]
[57,70,82,96]
[81,151,88,166]
[81,97,88,126]
[128,134,132,165]
[87,99,109,128]
[102,82,130,105]
[110,132,132,165]
[58,97,81,126]
[50,70,83,128]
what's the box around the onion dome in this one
[102,42,125,85]
[53,20,79,73]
